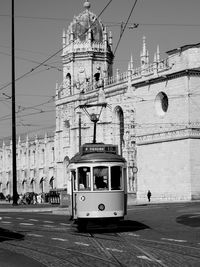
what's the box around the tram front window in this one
[78,167,91,190]
[111,166,122,190]
[93,166,108,190]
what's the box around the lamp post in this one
[78,103,107,144]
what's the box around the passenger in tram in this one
[79,183,85,190]
[95,176,107,189]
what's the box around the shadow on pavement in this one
[73,219,150,233]
[176,214,200,228]
[0,228,24,242]
[117,219,150,232]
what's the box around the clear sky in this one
[0,0,200,140]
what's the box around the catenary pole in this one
[12,0,18,205]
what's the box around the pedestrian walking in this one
[7,194,11,203]
[147,190,151,202]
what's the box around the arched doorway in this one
[40,177,45,193]
[30,178,35,192]
[63,156,70,193]
[49,176,54,190]
[113,106,124,156]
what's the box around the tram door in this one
[71,167,90,219]
[70,169,76,219]
[123,167,127,215]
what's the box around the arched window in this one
[94,72,100,82]
[64,156,70,193]
[41,149,45,164]
[65,73,72,94]
[51,147,55,163]
[32,150,36,165]
[30,178,35,191]
[40,177,45,193]
[49,176,54,189]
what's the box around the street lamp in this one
[78,102,107,144]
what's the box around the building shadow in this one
[0,228,24,242]
[117,219,150,232]
[176,214,200,228]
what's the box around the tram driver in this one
[95,176,107,189]
[93,166,108,190]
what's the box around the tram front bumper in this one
[77,210,124,218]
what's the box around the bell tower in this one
[61,1,114,96]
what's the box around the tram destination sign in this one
[81,144,118,154]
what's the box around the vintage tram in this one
[69,142,127,229]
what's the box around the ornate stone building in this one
[55,1,200,202]
[0,130,56,197]
[1,1,200,202]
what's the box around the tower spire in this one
[84,0,91,10]
[142,36,146,56]
[140,36,148,67]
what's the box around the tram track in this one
[0,233,121,267]
[89,232,124,266]
[1,222,200,266]
[85,230,200,266]
[126,235,200,261]
[84,231,167,267]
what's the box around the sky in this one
[1,0,200,140]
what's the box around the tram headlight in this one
[98,203,105,211]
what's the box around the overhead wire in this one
[2,13,200,28]
[0,0,113,93]
[0,50,62,72]
[1,0,200,132]
[114,0,138,55]
[0,0,114,131]
[0,109,55,122]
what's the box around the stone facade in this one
[0,131,56,197]
[55,2,200,202]
[1,1,200,202]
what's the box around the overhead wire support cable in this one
[114,0,138,56]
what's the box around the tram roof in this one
[69,151,126,164]
[69,143,126,164]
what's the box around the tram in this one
[69,142,127,229]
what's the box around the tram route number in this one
[82,145,117,154]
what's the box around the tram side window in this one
[93,166,108,190]
[111,166,122,190]
[78,167,91,190]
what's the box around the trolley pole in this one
[12,0,18,205]
[92,121,97,144]
[78,112,81,152]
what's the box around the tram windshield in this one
[93,166,108,190]
[75,165,123,191]
[78,167,91,190]
[111,166,122,190]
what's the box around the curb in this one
[0,200,199,213]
